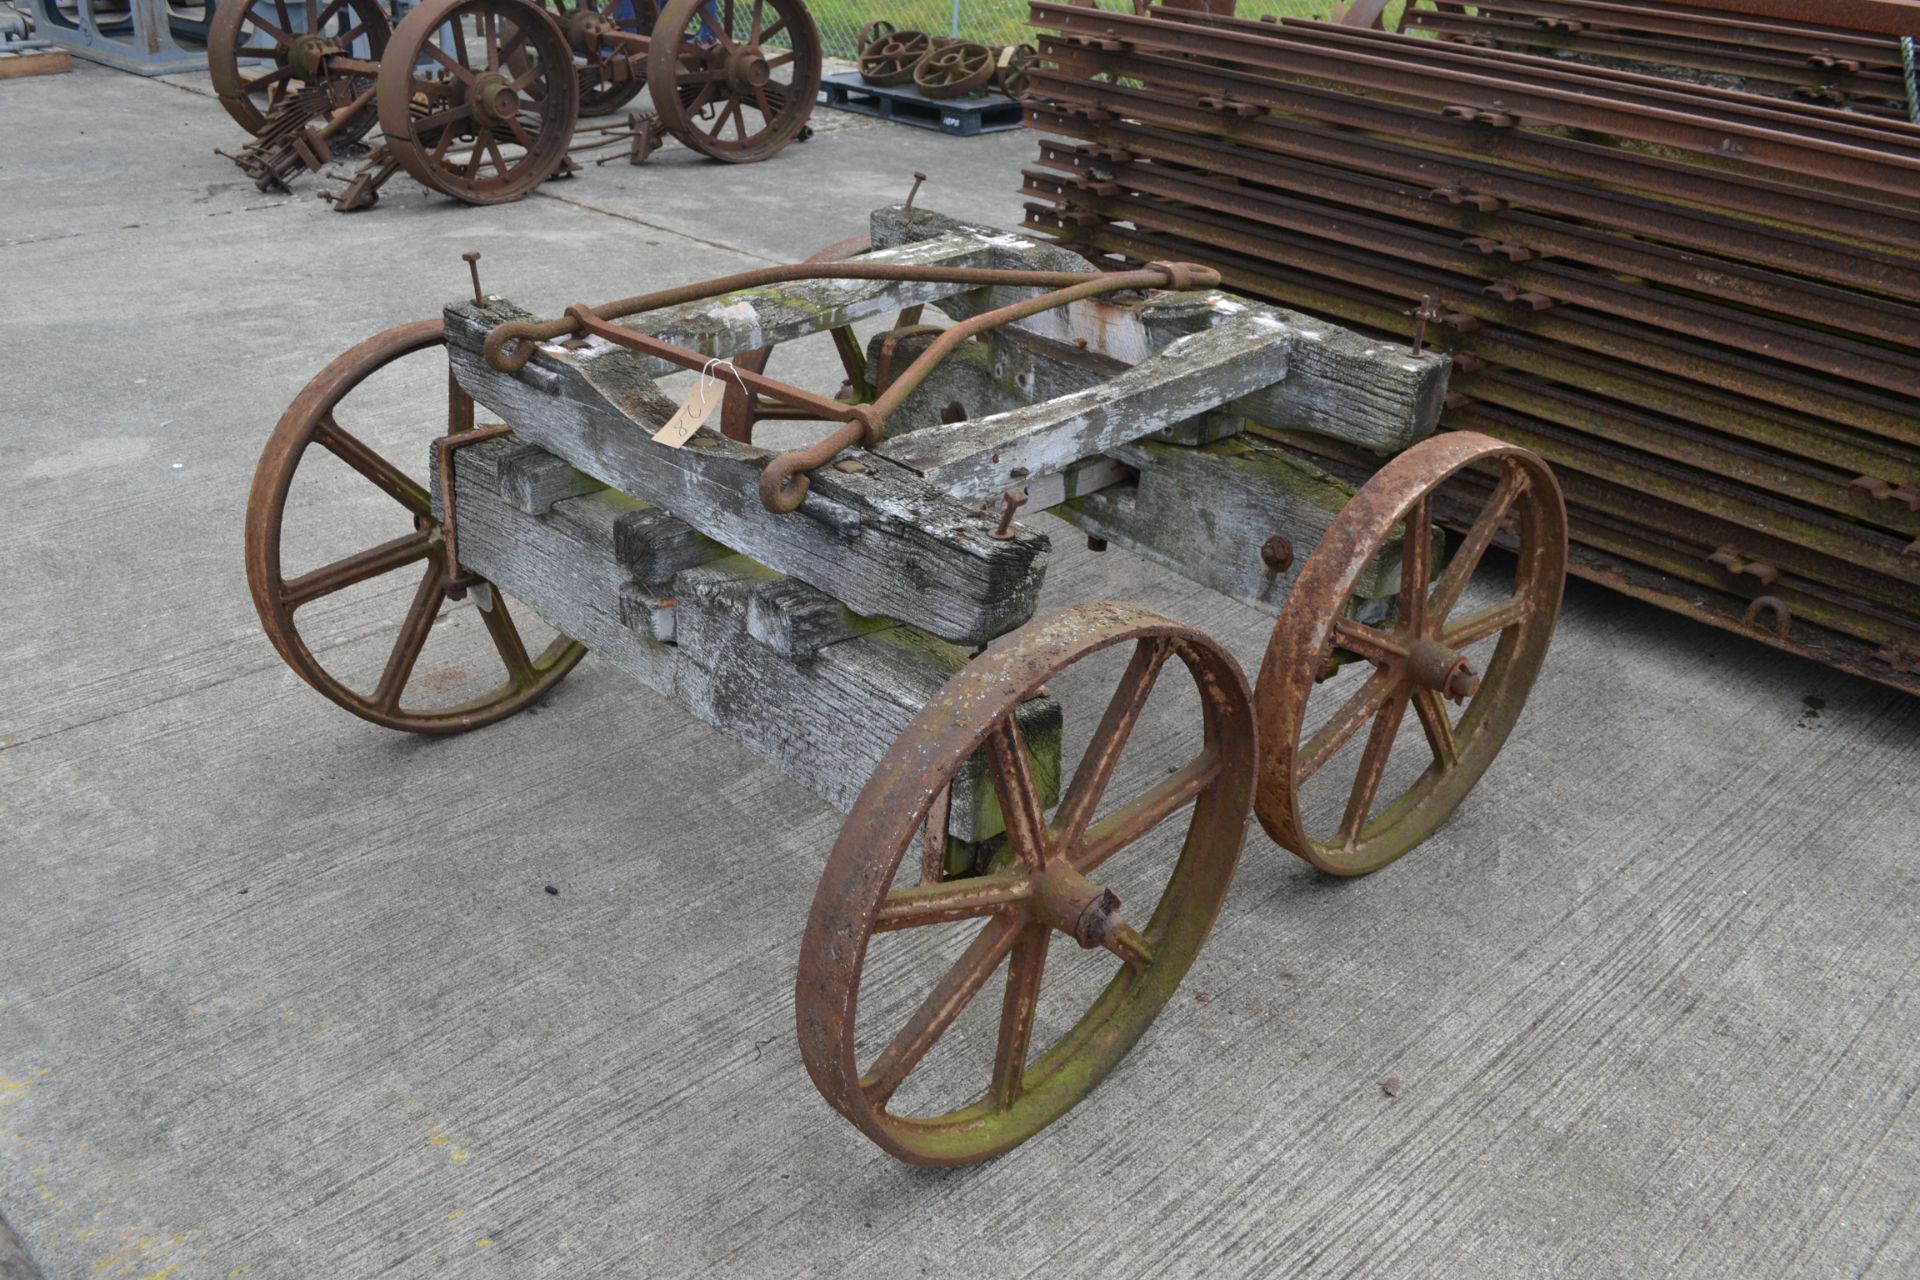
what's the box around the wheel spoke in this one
[505,114,537,149]
[281,531,432,608]
[1330,615,1404,667]
[988,923,1049,1110]
[311,0,344,30]
[861,915,1023,1108]
[241,65,293,94]
[244,13,293,44]
[873,872,1027,933]
[751,83,775,124]
[410,101,474,135]
[1399,494,1433,635]
[1052,637,1169,853]
[919,785,952,885]
[425,40,478,84]
[986,715,1051,869]
[1410,687,1459,770]
[1338,690,1408,848]
[372,561,447,712]
[747,0,763,43]
[1443,594,1527,647]
[1430,461,1524,624]
[479,590,534,684]
[497,21,531,68]
[762,42,791,66]
[482,8,499,68]
[1074,748,1222,873]
[1295,666,1398,782]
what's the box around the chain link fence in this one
[806,0,1389,63]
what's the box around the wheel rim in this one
[798,602,1256,1166]
[913,39,992,98]
[646,0,821,163]
[243,319,586,735]
[547,0,660,115]
[857,28,927,85]
[377,0,579,205]
[1253,432,1567,876]
[208,0,391,139]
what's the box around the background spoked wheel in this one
[545,0,661,115]
[856,27,926,85]
[913,39,992,98]
[648,0,822,163]
[798,602,1256,1166]
[244,320,585,735]
[208,0,392,140]
[377,0,579,205]
[1254,432,1567,877]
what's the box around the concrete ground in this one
[3,58,1918,1280]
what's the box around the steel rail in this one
[1028,132,1920,349]
[1022,166,1920,399]
[1031,2,1920,194]
[1035,41,1920,235]
[1415,0,1902,62]
[1023,85,1920,296]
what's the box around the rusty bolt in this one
[1260,534,1294,573]
[989,486,1029,540]
[463,251,485,307]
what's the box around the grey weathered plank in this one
[496,445,604,515]
[442,436,1054,840]
[878,308,1293,501]
[446,301,1051,647]
[1058,434,1426,614]
[872,204,1451,452]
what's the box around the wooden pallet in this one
[818,72,1025,136]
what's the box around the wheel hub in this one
[287,33,336,80]
[727,46,772,91]
[1405,635,1480,703]
[468,72,521,127]
[1030,861,1125,949]
[565,8,607,53]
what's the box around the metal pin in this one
[463,251,485,307]
[1410,294,1439,356]
[989,486,1029,540]
[905,171,928,212]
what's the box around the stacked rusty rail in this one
[1390,0,1918,119]
[1019,1,1920,694]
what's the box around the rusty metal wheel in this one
[1253,432,1566,876]
[244,320,586,735]
[913,39,992,98]
[855,18,894,51]
[798,602,1256,1166]
[208,0,391,139]
[993,41,1035,99]
[377,0,579,205]
[547,0,660,116]
[647,0,821,163]
[857,27,927,85]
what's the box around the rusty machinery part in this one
[484,259,1218,511]
[646,0,822,164]
[243,319,586,734]
[993,41,1036,99]
[545,0,660,116]
[207,0,391,140]
[855,17,894,51]
[796,601,1256,1166]
[858,27,928,86]
[376,0,580,205]
[720,234,878,444]
[913,39,993,98]
[1253,432,1567,877]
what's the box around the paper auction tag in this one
[652,374,720,448]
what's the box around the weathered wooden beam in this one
[878,308,1293,501]
[441,436,1056,840]
[871,204,1451,452]
[1059,435,1430,614]
[446,301,1050,646]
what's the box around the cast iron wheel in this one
[1253,432,1566,876]
[547,0,660,115]
[208,0,392,139]
[856,27,926,86]
[913,39,992,98]
[647,0,822,163]
[244,320,585,734]
[994,42,1035,99]
[798,602,1256,1166]
[377,0,579,205]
